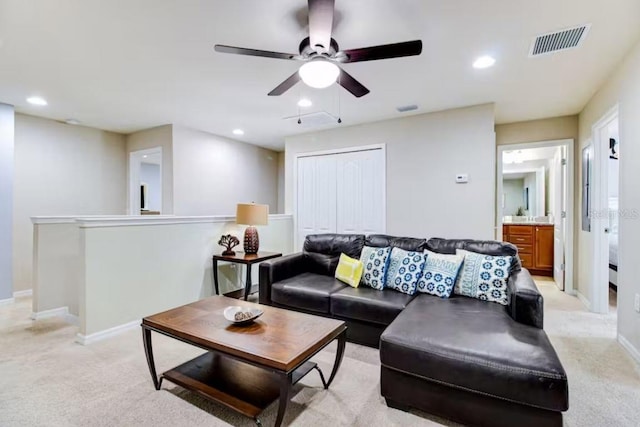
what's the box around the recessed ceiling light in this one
[27,96,47,106]
[143,155,148,159]
[297,98,312,108]
[233,129,244,136]
[473,55,496,69]
[65,119,81,125]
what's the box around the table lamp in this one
[236,203,269,254]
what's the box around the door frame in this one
[293,144,387,251]
[496,139,575,295]
[129,147,163,215]
[590,104,619,314]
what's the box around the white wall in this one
[126,125,173,214]
[277,151,285,214]
[578,38,640,358]
[503,178,524,216]
[140,162,161,211]
[172,125,279,215]
[13,114,127,292]
[73,215,293,338]
[285,104,496,239]
[0,103,14,301]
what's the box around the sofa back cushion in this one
[426,238,521,271]
[303,234,366,276]
[365,234,427,252]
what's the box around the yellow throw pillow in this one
[335,253,364,288]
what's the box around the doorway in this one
[129,147,163,215]
[591,106,619,314]
[496,139,575,294]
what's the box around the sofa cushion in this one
[271,272,347,314]
[380,295,568,412]
[454,249,513,306]
[384,248,425,295]
[303,234,366,276]
[361,246,391,290]
[331,286,416,326]
[417,250,464,298]
[365,234,427,252]
[426,237,521,271]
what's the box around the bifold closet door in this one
[336,149,385,235]
[296,155,337,250]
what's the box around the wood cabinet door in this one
[534,226,554,270]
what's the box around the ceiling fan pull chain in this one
[337,73,342,124]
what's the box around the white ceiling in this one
[1,0,639,150]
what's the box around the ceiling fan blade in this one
[268,72,301,96]
[214,44,298,60]
[338,68,370,98]
[340,40,423,63]
[308,0,335,53]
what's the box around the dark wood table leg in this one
[212,259,219,295]
[274,372,292,427]
[324,329,346,389]
[244,264,252,301]
[142,326,162,390]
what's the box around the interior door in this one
[336,149,385,235]
[296,155,337,250]
[552,147,566,290]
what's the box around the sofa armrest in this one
[259,253,306,305]
[507,268,544,329]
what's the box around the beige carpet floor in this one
[1,279,639,427]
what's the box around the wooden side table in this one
[212,251,282,300]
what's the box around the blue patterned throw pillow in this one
[454,249,513,305]
[360,246,391,290]
[417,250,464,298]
[384,247,425,295]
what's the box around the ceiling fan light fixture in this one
[298,60,339,89]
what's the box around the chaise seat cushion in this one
[380,295,568,412]
[330,286,416,326]
[271,272,347,314]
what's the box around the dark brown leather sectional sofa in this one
[259,233,568,427]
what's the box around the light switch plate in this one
[455,174,469,183]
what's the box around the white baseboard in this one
[31,306,69,320]
[0,297,15,307]
[576,291,591,310]
[13,289,33,298]
[618,334,640,366]
[75,319,140,346]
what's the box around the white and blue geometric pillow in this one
[454,249,513,306]
[384,247,425,295]
[360,246,391,290]
[417,250,464,298]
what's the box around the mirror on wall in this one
[502,148,560,220]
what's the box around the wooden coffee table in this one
[141,296,347,426]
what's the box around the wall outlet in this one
[635,294,640,313]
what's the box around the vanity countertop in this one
[503,221,554,226]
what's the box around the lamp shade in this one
[236,203,268,226]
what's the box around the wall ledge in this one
[32,214,293,228]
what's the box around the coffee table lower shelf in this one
[162,352,318,419]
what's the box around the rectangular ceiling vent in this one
[529,24,590,57]
[283,111,339,128]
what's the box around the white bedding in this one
[609,197,619,267]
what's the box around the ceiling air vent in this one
[529,24,590,57]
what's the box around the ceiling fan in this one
[214,0,422,98]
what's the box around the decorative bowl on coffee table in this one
[223,306,264,325]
